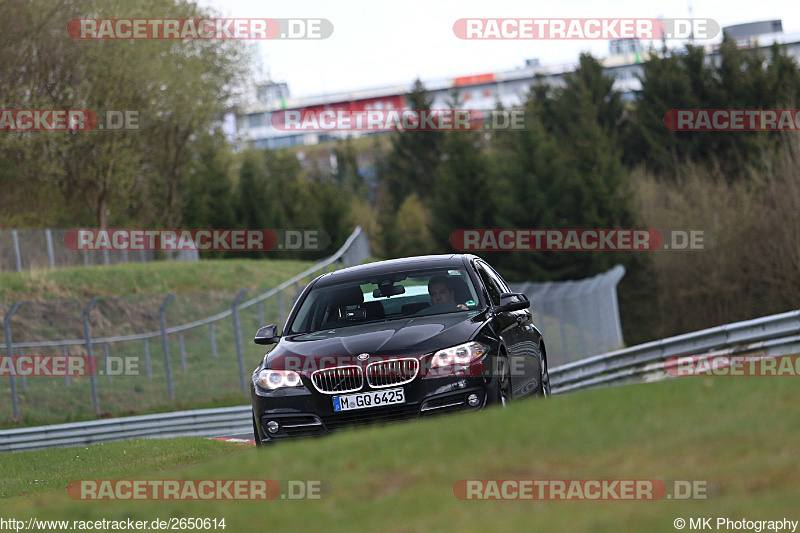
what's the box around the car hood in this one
[265,311,486,370]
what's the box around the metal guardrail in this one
[0,406,253,453]
[551,308,800,394]
[3,308,799,453]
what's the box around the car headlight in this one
[431,341,488,368]
[256,369,303,390]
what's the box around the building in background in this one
[233,20,800,151]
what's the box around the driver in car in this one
[428,276,468,310]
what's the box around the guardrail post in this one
[103,343,112,383]
[45,229,56,269]
[231,289,248,395]
[178,332,186,371]
[143,339,152,379]
[209,323,218,360]
[278,290,286,327]
[61,345,71,387]
[4,302,22,418]
[12,229,22,272]
[293,281,302,306]
[82,297,101,415]
[159,293,176,401]
[17,349,27,392]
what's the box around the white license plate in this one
[333,388,405,412]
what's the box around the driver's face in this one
[429,282,455,305]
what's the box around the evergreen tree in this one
[487,83,635,281]
[430,128,494,252]
[539,53,624,140]
[183,130,237,231]
[393,193,436,257]
[236,151,269,232]
[379,79,445,200]
[375,79,445,256]
[331,138,366,197]
[631,37,800,180]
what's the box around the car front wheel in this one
[537,348,551,398]
[495,355,511,407]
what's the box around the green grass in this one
[3,376,799,532]
[0,438,247,503]
[0,259,314,302]
[0,258,318,427]
[0,292,293,428]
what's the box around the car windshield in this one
[288,267,481,334]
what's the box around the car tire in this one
[495,354,511,407]
[536,345,551,398]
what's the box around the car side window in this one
[474,261,502,306]
[483,262,511,294]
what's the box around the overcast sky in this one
[202,0,800,98]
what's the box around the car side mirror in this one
[495,292,530,312]
[254,324,281,345]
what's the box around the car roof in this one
[315,254,480,286]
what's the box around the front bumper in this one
[252,375,495,442]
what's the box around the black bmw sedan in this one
[250,254,549,444]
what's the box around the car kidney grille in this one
[366,358,419,388]
[311,365,363,394]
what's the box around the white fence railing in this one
[1,227,371,419]
[0,229,160,272]
[509,265,626,366]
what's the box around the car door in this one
[473,260,524,396]
[487,265,542,396]
[484,264,541,397]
